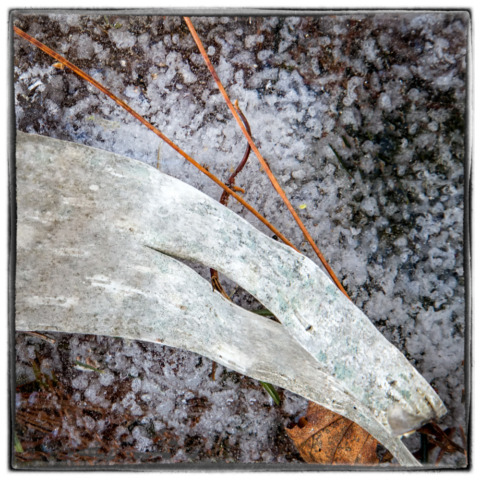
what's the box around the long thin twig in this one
[184,17,349,299]
[13,26,298,253]
[219,100,252,206]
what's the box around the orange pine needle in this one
[13,26,297,253]
[183,17,349,299]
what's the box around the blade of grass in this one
[74,361,105,373]
[341,135,352,148]
[13,26,298,254]
[259,381,281,405]
[31,357,48,390]
[251,308,275,317]
[14,432,24,453]
[184,17,350,299]
[329,144,354,179]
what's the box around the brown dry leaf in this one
[286,402,386,465]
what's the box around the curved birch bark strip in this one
[15,132,443,465]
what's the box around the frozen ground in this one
[13,11,468,467]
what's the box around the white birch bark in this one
[15,131,446,466]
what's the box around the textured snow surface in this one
[13,11,468,467]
